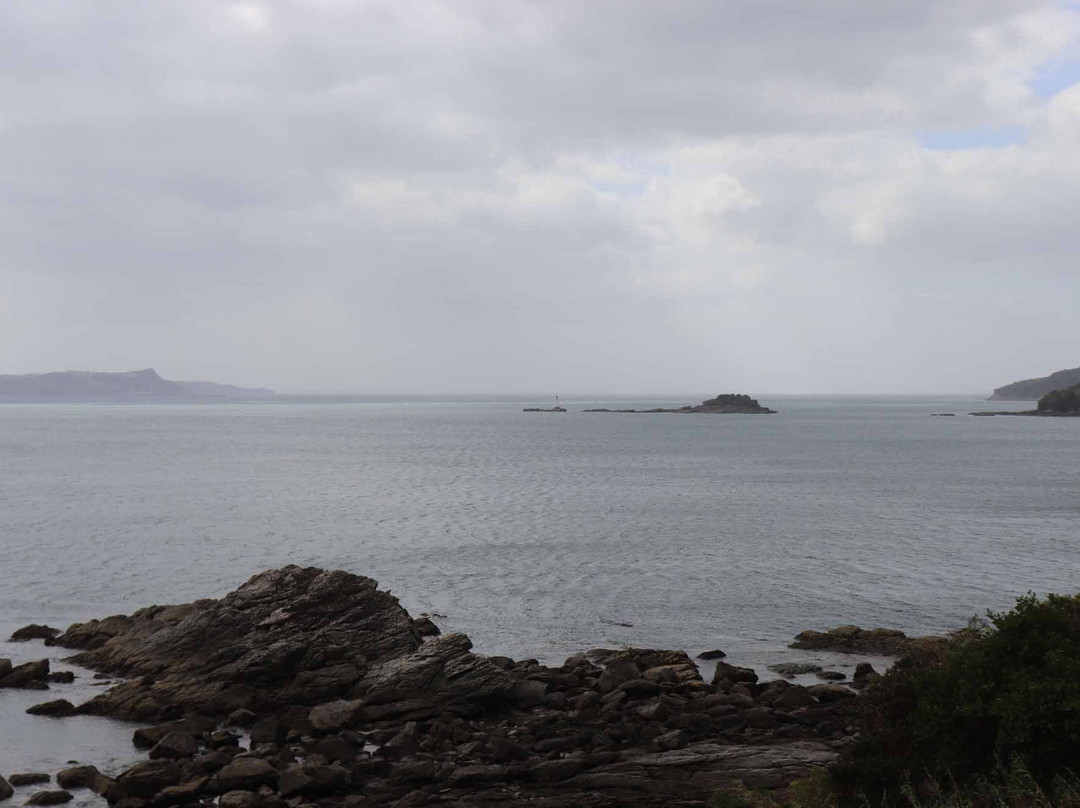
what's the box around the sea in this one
[1,394,1077,792]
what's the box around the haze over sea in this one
[2,395,1078,778]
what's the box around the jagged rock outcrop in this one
[56,566,520,724]
[57,566,445,719]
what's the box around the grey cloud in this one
[0,1,1078,393]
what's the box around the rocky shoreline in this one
[0,567,925,808]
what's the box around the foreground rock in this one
[57,566,508,720]
[791,625,945,656]
[31,567,857,806]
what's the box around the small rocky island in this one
[584,394,776,414]
[0,566,901,807]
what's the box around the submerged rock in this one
[25,699,76,717]
[23,792,72,807]
[9,624,59,642]
[791,625,944,656]
[768,662,822,678]
[6,774,49,787]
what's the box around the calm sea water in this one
[1,395,1077,781]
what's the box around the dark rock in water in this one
[55,766,99,790]
[791,625,944,656]
[0,775,11,802]
[696,649,727,660]
[23,792,72,806]
[815,670,846,681]
[25,699,76,717]
[712,662,759,688]
[0,659,10,679]
[768,662,822,678]
[45,671,75,684]
[7,774,50,787]
[0,659,50,689]
[9,624,60,642]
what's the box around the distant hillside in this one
[990,367,1080,401]
[0,368,275,399]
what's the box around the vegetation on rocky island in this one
[699,394,766,409]
[1037,384,1080,414]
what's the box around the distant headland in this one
[990,366,1080,400]
[0,368,275,400]
[584,394,776,414]
[972,381,1080,417]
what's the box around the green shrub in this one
[835,593,1080,805]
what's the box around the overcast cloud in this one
[2,0,1079,394]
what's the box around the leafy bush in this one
[834,593,1080,805]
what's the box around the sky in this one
[2,1,1080,395]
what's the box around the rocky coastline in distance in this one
[0,368,274,400]
[583,394,777,414]
[0,566,930,808]
[989,365,1080,401]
